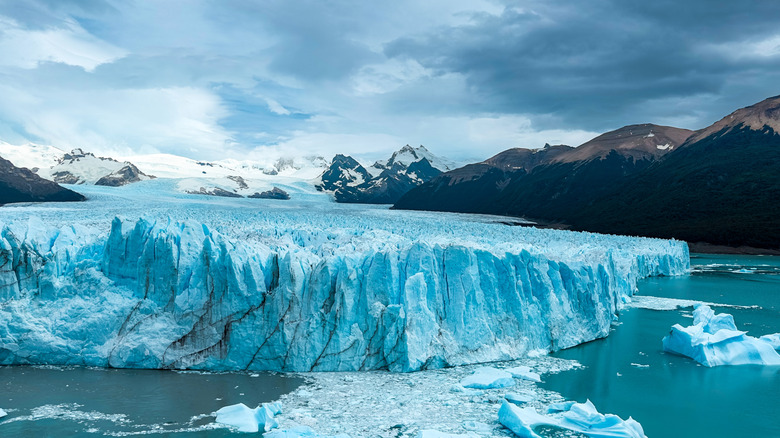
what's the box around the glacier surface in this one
[0,182,689,372]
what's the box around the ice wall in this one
[0,216,689,372]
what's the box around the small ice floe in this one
[504,393,533,406]
[662,305,780,366]
[630,363,650,368]
[417,430,479,438]
[264,424,350,438]
[462,421,492,433]
[0,408,7,418]
[504,366,541,383]
[214,401,282,433]
[499,399,647,438]
[460,367,515,389]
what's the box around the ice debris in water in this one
[214,401,282,433]
[499,399,647,438]
[505,366,541,382]
[417,430,479,438]
[460,367,515,389]
[662,305,780,366]
[264,424,350,438]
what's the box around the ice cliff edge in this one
[0,216,689,372]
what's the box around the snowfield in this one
[0,180,689,372]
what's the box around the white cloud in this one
[0,16,125,71]
[0,84,233,158]
[351,59,430,96]
[265,98,291,115]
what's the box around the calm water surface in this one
[543,254,780,438]
[0,367,301,437]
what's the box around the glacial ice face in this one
[0,210,688,372]
[662,305,780,366]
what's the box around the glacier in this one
[0,182,689,372]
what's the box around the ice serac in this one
[0,214,688,372]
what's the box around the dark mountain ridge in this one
[394,96,780,249]
[0,156,85,205]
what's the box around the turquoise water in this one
[543,254,780,438]
[0,367,301,437]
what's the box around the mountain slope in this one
[395,96,780,249]
[0,156,85,205]
[572,99,780,248]
[394,124,692,218]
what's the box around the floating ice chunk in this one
[460,367,515,389]
[214,402,280,433]
[499,400,647,438]
[662,305,780,366]
[264,426,319,438]
[462,421,492,433]
[559,400,647,438]
[546,401,575,413]
[505,393,534,406]
[505,366,541,382]
[417,430,478,438]
[498,401,552,438]
[759,333,780,350]
[0,408,6,418]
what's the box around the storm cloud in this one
[0,0,778,161]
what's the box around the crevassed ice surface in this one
[0,180,689,372]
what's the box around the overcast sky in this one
[0,0,779,162]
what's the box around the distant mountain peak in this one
[552,123,693,163]
[686,95,780,144]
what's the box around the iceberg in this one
[214,402,281,433]
[759,333,780,350]
[0,200,688,372]
[662,305,780,366]
[460,367,515,389]
[0,408,6,418]
[498,400,647,438]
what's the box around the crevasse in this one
[0,216,689,372]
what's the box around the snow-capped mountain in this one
[0,141,64,171]
[316,145,455,204]
[0,155,84,205]
[122,153,328,180]
[37,148,154,186]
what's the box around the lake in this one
[542,254,780,438]
[0,367,301,437]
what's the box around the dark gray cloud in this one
[1,0,780,161]
[384,0,780,131]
